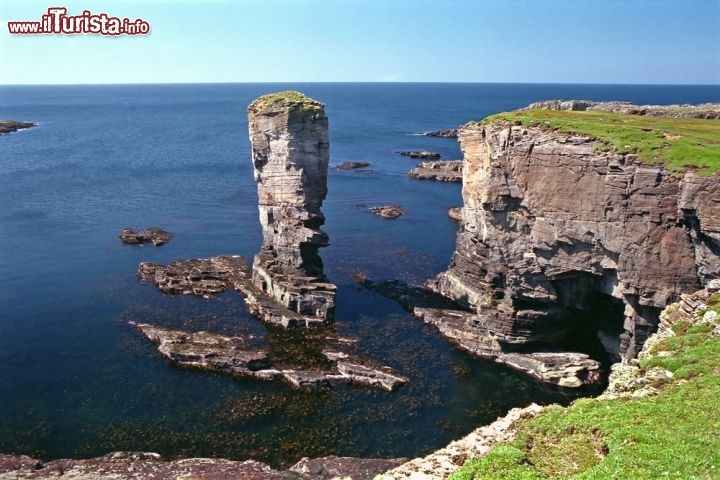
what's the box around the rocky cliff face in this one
[248,92,336,325]
[429,105,720,365]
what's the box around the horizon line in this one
[2,81,720,88]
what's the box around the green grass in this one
[482,110,720,176]
[248,90,323,114]
[450,322,720,479]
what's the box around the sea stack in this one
[247,91,336,325]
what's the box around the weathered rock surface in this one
[370,205,405,219]
[447,207,463,222]
[132,323,407,391]
[337,161,371,170]
[526,99,720,119]
[248,91,336,325]
[425,104,720,383]
[119,227,171,246]
[424,129,458,138]
[396,150,441,159]
[408,160,463,182]
[138,255,250,298]
[378,404,543,480]
[0,119,34,134]
[0,452,406,480]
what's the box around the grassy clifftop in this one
[451,291,720,480]
[483,110,720,176]
[248,90,324,114]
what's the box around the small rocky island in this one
[0,119,35,134]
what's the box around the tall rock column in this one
[247,91,336,326]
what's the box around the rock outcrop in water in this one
[132,323,408,391]
[119,227,171,246]
[0,119,35,134]
[408,160,463,182]
[248,91,336,326]
[422,101,720,386]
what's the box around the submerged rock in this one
[133,323,407,391]
[0,119,35,134]
[370,205,406,219]
[337,161,371,170]
[248,91,336,325]
[408,160,463,182]
[396,150,441,159]
[119,227,172,246]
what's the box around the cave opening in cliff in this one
[552,275,626,367]
[567,290,626,366]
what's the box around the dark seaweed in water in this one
[2,83,715,466]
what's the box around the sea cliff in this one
[422,101,720,386]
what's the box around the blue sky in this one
[0,0,718,85]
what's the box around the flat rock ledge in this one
[396,150,441,159]
[408,160,463,182]
[370,205,406,219]
[0,119,35,134]
[132,323,407,391]
[378,403,543,480]
[138,255,330,327]
[424,129,458,138]
[0,452,406,480]
[119,227,171,246]
[414,307,602,388]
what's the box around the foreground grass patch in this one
[451,323,720,479]
[483,110,720,176]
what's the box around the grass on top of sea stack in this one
[483,109,720,176]
[248,90,324,114]
[450,300,720,480]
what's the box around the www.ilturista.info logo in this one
[7,7,150,35]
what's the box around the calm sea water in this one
[1,83,718,466]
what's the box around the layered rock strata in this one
[133,323,407,391]
[248,92,336,326]
[408,160,463,182]
[424,103,720,384]
[138,256,325,327]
